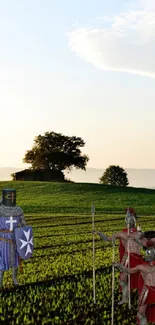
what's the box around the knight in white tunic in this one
[0,188,26,286]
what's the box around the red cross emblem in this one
[5,193,15,202]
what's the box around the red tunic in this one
[119,228,143,290]
[137,261,155,323]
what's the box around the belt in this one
[121,253,128,266]
[0,237,15,245]
[0,230,13,233]
[138,286,149,306]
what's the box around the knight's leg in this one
[10,245,19,286]
[137,305,147,325]
[118,273,128,305]
[0,270,4,287]
[12,267,19,286]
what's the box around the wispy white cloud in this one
[136,0,155,10]
[68,0,155,78]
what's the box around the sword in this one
[91,204,96,304]
[111,237,115,325]
[127,206,131,309]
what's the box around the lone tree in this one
[99,165,129,187]
[23,131,89,172]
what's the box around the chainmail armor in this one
[0,204,26,286]
[116,264,129,274]
[134,237,144,247]
[0,204,23,217]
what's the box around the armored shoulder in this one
[14,206,24,216]
[0,204,24,217]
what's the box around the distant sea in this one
[1,167,155,189]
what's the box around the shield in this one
[15,226,34,260]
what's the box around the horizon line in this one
[0,166,155,171]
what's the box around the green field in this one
[0,181,155,324]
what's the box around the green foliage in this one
[0,181,155,214]
[23,131,89,172]
[0,212,154,324]
[0,182,155,325]
[11,173,16,181]
[99,165,129,187]
[0,182,154,324]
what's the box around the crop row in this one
[0,213,155,324]
[0,269,138,325]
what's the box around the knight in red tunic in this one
[94,210,144,304]
[119,207,138,263]
[118,208,145,293]
[131,230,155,323]
[114,242,155,325]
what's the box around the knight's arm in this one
[94,231,123,242]
[133,235,147,248]
[20,214,26,226]
[97,232,112,241]
[134,238,146,247]
[19,210,26,227]
[114,263,142,274]
[147,238,155,246]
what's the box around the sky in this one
[1,0,155,169]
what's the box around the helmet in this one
[2,189,16,207]
[144,247,155,262]
[125,207,137,228]
[125,207,137,218]
[141,231,155,261]
[125,211,136,228]
[125,207,136,215]
[125,215,136,228]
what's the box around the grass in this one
[0,181,155,214]
[0,181,155,324]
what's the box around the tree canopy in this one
[99,165,129,187]
[23,131,89,172]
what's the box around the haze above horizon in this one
[0,167,155,189]
[1,0,155,170]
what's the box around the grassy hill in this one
[0,181,155,214]
[0,181,155,324]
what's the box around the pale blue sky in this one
[0,0,155,169]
